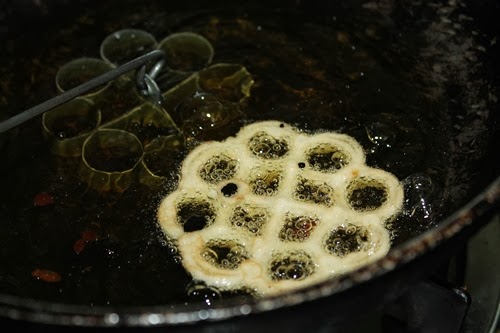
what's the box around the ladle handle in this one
[0,50,165,134]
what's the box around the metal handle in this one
[0,50,165,134]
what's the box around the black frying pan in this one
[0,0,498,330]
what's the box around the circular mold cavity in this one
[82,129,143,172]
[100,29,158,66]
[249,167,282,196]
[81,129,143,192]
[306,143,350,173]
[158,32,214,72]
[346,177,388,212]
[293,176,334,207]
[279,214,320,243]
[248,131,290,159]
[176,198,216,232]
[201,239,249,270]
[323,223,370,257]
[198,154,238,185]
[42,98,100,156]
[56,58,114,96]
[268,251,315,281]
[230,205,269,236]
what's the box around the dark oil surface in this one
[86,146,140,171]
[0,0,495,307]
[52,114,98,140]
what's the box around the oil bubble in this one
[179,93,244,142]
[180,93,229,126]
[187,283,221,306]
[365,121,396,153]
[401,173,434,220]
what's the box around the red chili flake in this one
[81,230,98,242]
[73,238,85,254]
[31,268,62,283]
[33,192,54,207]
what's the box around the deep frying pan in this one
[0,0,498,330]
